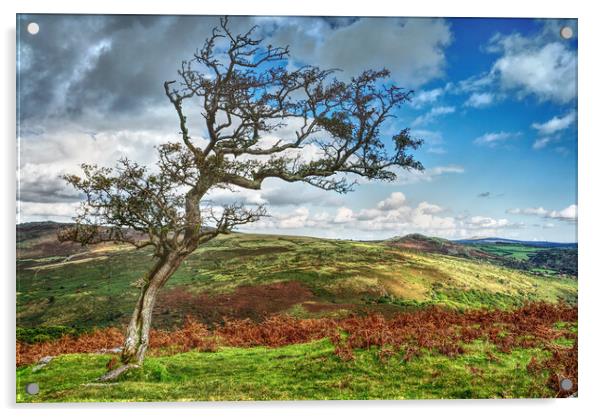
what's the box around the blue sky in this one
[17,15,578,242]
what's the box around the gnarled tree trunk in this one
[100,252,184,381]
[122,252,184,364]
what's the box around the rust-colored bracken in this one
[17,302,577,396]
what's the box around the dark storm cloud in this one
[18,180,81,203]
[259,16,451,88]
[17,15,254,124]
[17,14,452,216]
[18,14,451,126]
[18,168,80,203]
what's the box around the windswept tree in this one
[59,17,423,379]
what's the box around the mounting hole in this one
[560,378,573,391]
[27,22,40,35]
[25,382,39,395]
[560,26,573,40]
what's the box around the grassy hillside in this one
[17,230,577,332]
[17,338,567,402]
[16,224,578,402]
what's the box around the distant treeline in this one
[494,248,578,278]
[528,249,578,276]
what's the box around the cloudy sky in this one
[16,15,578,242]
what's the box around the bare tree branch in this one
[60,16,425,371]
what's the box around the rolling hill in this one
[386,233,498,259]
[17,222,577,332]
[16,222,578,401]
[455,237,577,249]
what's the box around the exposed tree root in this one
[97,364,139,382]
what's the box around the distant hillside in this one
[17,221,66,242]
[452,237,577,277]
[455,237,577,249]
[386,233,577,278]
[16,221,88,259]
[16,221,149,259]
[17,229,577,331]
[386,233,497,260]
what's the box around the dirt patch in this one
[154,281,315,327]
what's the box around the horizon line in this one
[15,219,578,244]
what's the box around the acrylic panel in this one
[16,14,578,402]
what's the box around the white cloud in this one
[393,164,464,185]
[251,206,336,231]
[17,123,178,221]
[356,208,382,221]
[416,201,444,215]
[259,182,344,207]
[530,110,576,149]
[532,137,553,150]
[450,23,576,106]
[333,207,354,224]
[244,189,525,240]
[532,111,576,135]
[410,88,444,108]
[465,92,494,108]
[17,114,337,221]
[276,207,310,229]
[468,216,510,229]
[18,201,80,223]
[20,127,166,168]
[351,193,519,236]
[547,204,578,221]
[473,131,520,147]
[506,204,577,222]
[489,34,576,103]
[377,192,406,210]
[206,187,267,206]
[411,205,455,230]
[523,207,549,216]
[339,193,458,233]
[412,106,455,126]
[453,73,495,94]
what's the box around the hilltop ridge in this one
[386,233,496,260]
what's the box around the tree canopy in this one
[60,17,423,257]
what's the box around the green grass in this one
[16,326,90,344]
[17,233,578,330]
[16,338,556,402]
[16,231,577,402]
[472,244,544,261]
